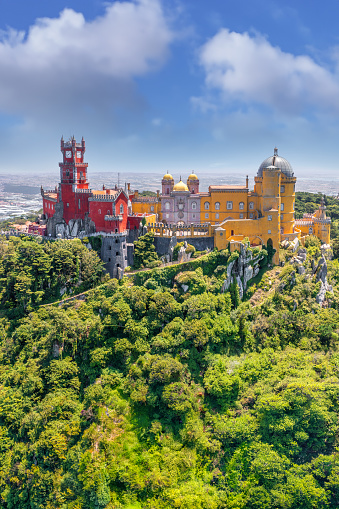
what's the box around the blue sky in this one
[1,0,339,179]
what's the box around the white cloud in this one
[0,0,173,117]
[198,29,339,115]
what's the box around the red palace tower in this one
[41,136,130,237]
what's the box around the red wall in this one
[43,198,56,218]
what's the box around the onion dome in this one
[173,180,189,192]
[257,147,294,178]
[162,173,174,180]
[187,173,198,180]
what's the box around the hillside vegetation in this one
[0,236,339,508]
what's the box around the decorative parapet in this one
[75,188,92,194]
[314,218,331,224]
[104,215,123,221]
[89,194,117,202]
[295,220,313,226]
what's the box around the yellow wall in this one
[200,190,259,224]
[131,200,161,218]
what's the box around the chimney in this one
[246,175,249,188]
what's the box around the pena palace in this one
[39,136,330,266]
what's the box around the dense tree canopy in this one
[0,237,339,507]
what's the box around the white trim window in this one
[281,185,285,193]
[192,201,197,210]
[249,212,253,218]
[120,204,124,214]
[268,215,272,221]
[215,213,219,219]
[227,201,233,210]
[249,202,254,210]
[215,202,220,210]
[204,202,209,210]
[281,202,284,211]
[239,201,244,210]
[205,213,209,219]
[239,212,244,219]
[165,201,170,210]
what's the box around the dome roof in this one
[163,173,174,180]
[257,148,294,178]
[173,180,189,192]
[187,173,198,180]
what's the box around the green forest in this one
[1,194,339,508]
[0,235,338,508]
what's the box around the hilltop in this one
[0,234,338,508]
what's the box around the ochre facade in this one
[142,149,330,265]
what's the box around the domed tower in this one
[255,147,296,237]
[162,173,174,195]
[187,173,199,194]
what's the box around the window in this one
[215,202,220,210]
[268,229,271,234]
[115,239,119,243]
[108,258,111,262]
[204,202,209,210]
[281,214,283,220]
[293,202,295,210]
[281,202,284,211]
[78,199,81,208]
[192,201,197,210]
[231,230,234,236]
[116,252,120,256]
[249,212,253,218]
[108,246,111,250]
[67,203,69,207]
[227,201,233,210]
[239,202,244,210]
[281,185,285,193]
[166,213,169,219]
[193,214,195,218]
[98,209,101,214]
[239,213,244,219]
[151,205,154,212]
[309,227,313,234]
[280,227,284,234]
[249,202,254,210]
[120,204,124,214]
[166,188,169,194]
[215,213,219,219]
[165,201,170,210]
[205,213,209,219]
[268,215,272,221]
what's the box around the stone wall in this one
[101,234,128,278]
[154,235,214,256]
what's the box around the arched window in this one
[165,201,170,210]
[98,209,101,214]
[120,204,124,214]
[204,202,209,210]
[239,202,244,210]
[249,202,254,210]
[215,202,220,210]
[192,201,197,210]
[166,188,169,194]
[227,201,233,210]
[151,205,154,212]
[309,227,313,234]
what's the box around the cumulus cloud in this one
[0,0,173,118]
[198,29,339,115]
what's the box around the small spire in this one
[180,175,182,181]
[274,147,278,156]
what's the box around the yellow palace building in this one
[133,148,330,264]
